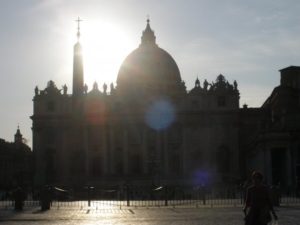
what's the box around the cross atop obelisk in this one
[75,17,83,41]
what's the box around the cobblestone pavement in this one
[1,206,300,224]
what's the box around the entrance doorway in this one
[296,148,300,189]
[271,148,286,186]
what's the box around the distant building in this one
[241,66,300,191]
[0,127,32,189]
[31,19,300,190]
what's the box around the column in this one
[124,129,129,174]
[182,127,188,175]
[264,147,272,184]
[142,127,147,174]
[102,125,108,175]
[83,124,89,180]
[109,125,115,174]
[156,130,161,184]
[286,147,292,187]
[163,130,168,177]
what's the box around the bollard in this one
[164,186,168,206]
[271,186,280,207]
[126,185,130,207]
[85,186,94,207]
[203,193,206,205]
[88,187,91,207]
[200,186,206,205]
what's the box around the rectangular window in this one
[217,96,226,107]
[91,157,102,176]
[128,128,141,144]
[47,101,55,112]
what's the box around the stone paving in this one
[0,206,300,224]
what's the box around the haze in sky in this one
[0,0,300,145]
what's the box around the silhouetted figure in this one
[234,80,238,90]
[93,82,98,90]
[40,186,51,211]
[13,187,25,211]
[34,86,39,95]
[203,79,208,90]
[110,83,115,94]
[63,84,68,95]
[84,84,88,94]
[103,83,107,94]
[243,171,278,225]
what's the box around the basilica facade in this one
[31,20,300,190]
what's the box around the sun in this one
[79,20,136,91]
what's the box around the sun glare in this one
[79,20,136,91]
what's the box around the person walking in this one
[13,187,25,211]
[243,171,278,225]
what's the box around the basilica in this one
[31,19,300,190]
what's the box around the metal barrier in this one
[1,186,300,209]
[49,185,245,208]
[279,192,300,205]
[0,195,40,210]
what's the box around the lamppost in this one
[84,185,94,207]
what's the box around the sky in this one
[0,0,300,145]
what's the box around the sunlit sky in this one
[0,0,300,145]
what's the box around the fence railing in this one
[1,185,300,209]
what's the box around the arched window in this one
[217,96,226,107]
[169,145,182,176]
[70,151,85,175]
[169,151,181,175]
[45,148,56,183]
[216,146,230,174]
[130,153,142,175]
[128,126,141,144]
[167,124,182,143]
[91,157,102,176]
[190,149,203,171]
[47,101,55,112]
[114,147,123,175]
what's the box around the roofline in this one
[279,65,300,72]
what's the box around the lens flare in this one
[145,99,175,130]
[193,170,211,186]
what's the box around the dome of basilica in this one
[116,20,183,94]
